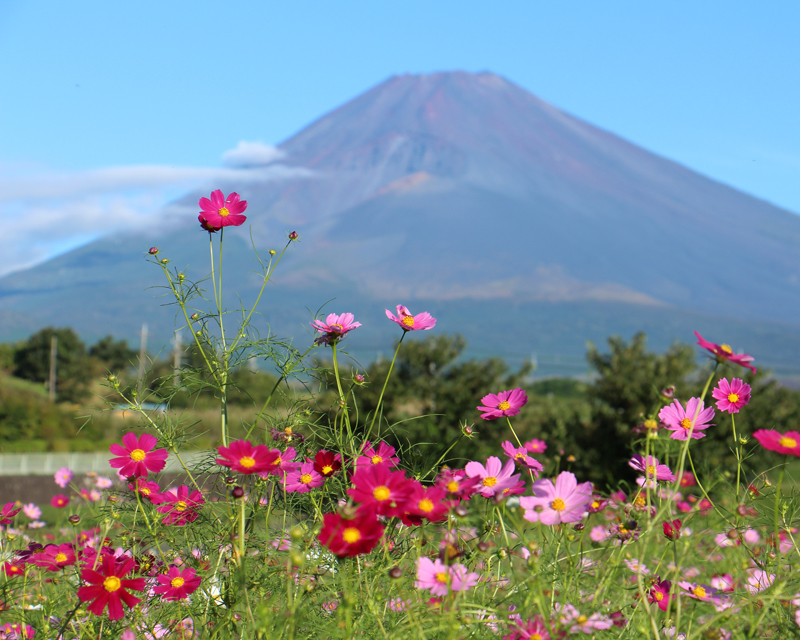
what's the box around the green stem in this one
[775,456,787,572]
[331,343,356,457]
[368,332,406,438]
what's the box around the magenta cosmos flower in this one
[311,312,361,345]
[355,440,399,469]
[464,456,521,497]
[283,463,324,493]
[477,388,528,420]
[216,440,280,475]
[385,305,437,331]
[658,398,715,440]
[648,579,672,612]
[752,429,800,456]
[153,566,202,601]
[628,454,675,482]
[318,508,385,557]
[109,433,169,478]
[712,378,751,414]
[198,189,247,231]
[154,486,205,526]
[519,471,593,525]
[77,554,146,621]
[524,438,547,454]
[694,331,756,373]
[348,465,415,517]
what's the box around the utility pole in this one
[48,335,57,401]
[137,323,148,397]
[173,330,182,388]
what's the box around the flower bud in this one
[225,476,236,485]
[389,566,403,579]
[269,249,277,256]
[160,258,169,264]
[190,312,199,320]
[573,523,585,531]
[290,551,305,567]
[663,518,682,541]
[148,247,159,255]
[354,374,364,384]
[476,542,490,553]
[107,374,117,383]
[68,515,81,525]
[178,273,186,281]
[231,487,245,499]
[289,526,305,540]
[453,504,468,518]
[289,231,298,240]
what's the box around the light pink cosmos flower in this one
[745,568,774,594]
[109,433,169,478]
[311,312,362,345]
[449,564,480,592]
[54,467,73,488]
[501,441,544,475]
[385,305,437,331]
[95,476,113,489]
[555,603,613,634]
[477,388,527,420]
[258,446,300,478]
[415,557,452,596]
[464,456,520,497]
[198,189,247,230]
[628,454,675,482]
[283,463,324,493]
[658,398,715,440]
[520,471,593,525]
[710,574,735,592]
[524,438,547,454]
[590,526,610,542]
[695,331,756,373]
[678,581,725,606]
[712,378,751,414]
[22,503,41,520]
[624,558,649,574]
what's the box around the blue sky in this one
[0,1,798,276]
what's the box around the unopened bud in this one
[289,231,298,240]
[389,566,403,579]
[573,523,585,531]
[148,247,159,255]
[269,249,277,256]
[354,374,364,384]
[195,330,203,336]
[178,273,185,281]
[107,374,117,383]
[660,385,675,399]
[453,504,468,518]
[68,515,81,525]
[190,312,199,320]
[160,258,169,264]
[108,495,119,504]
[476,542,490,553]
[290,551,305,566]
[497,548,508,558]
[463,425,474,436]
[289,526,304,540]
[225,476,236,485]
[231,487,244,499]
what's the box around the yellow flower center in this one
[498,401,511,411]
[680,418,693,430]
[300,474,313,484]
[728,393,739,403]
[175,501,187,512]
[780,436,797,448]
[644,419,657,429]
[591,500,600,509]
[482,477,498,487]
[55,553,68,563]
[515,452,525,460]
[371,455,383,464]
[130,449,146,462]
[646,465,656,476]
[693,586,706,598]
[330,324,343,332]
[551,498,566,511]
[239,456,256,468]
[322,465,333,475]
[219,206,230,217]
[342,527,361,543]
[418,499,434,512]
[103,576,121,592]
[720,344,733,355]
[576,615,587,624]
[635,495,646,507]
[654,591,664,601]
[435,571,450,584]
[619,526,628,534]
[531,635,542,640]
[373,486,391,501]
[446,481,459,492]
[401,316,415,327]
[171,576,185,588]
[141,488,151,495]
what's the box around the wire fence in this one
[0,452,208,477]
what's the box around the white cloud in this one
[222,141,286,167]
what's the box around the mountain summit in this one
[2,71,799,372]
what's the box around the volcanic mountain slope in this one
[2,71,799,374]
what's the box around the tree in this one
[14,327,91,402]
[89,335,137,374]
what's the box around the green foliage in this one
[13,326,92,402]
[89,335,138,374]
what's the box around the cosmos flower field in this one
[1,191,798,639]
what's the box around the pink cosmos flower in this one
[153,565,202,601]
[678,581,725,605]
[658,398,715,440]
[752,429,800,456]
[51,494,70,508]
[216,440,280,475]
[31,543,76,572]
[355,441,399,469]
[311,312,362,345]
[435,468,481,499]
[628,454,675,482]
[348,465,415,517]
[449,564,480,592]
[154,486,204,526]
[283,463,324,493]
[198,189,247,230]
[477,388,528,420]
[712,378,751,414]
[590,526,610,542]
[401,485,451,525]
[745,568,774,594]
[0,624,36,639]
[464,457,521,498]
[504,617,551,640]
[54,467,73,488]
[128,478,161,502]
[385,305,437,331]
[524,438,547,454]
[109,433,169,478]
[95,476,113,489]
[556,603,613,634]
[694,331,756,373]
[648,578,672,612]
[711,574,735,592]
[501,441,544,475]
[519,471,593,525]
[22,503,41,520]
[415,557,452,596]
